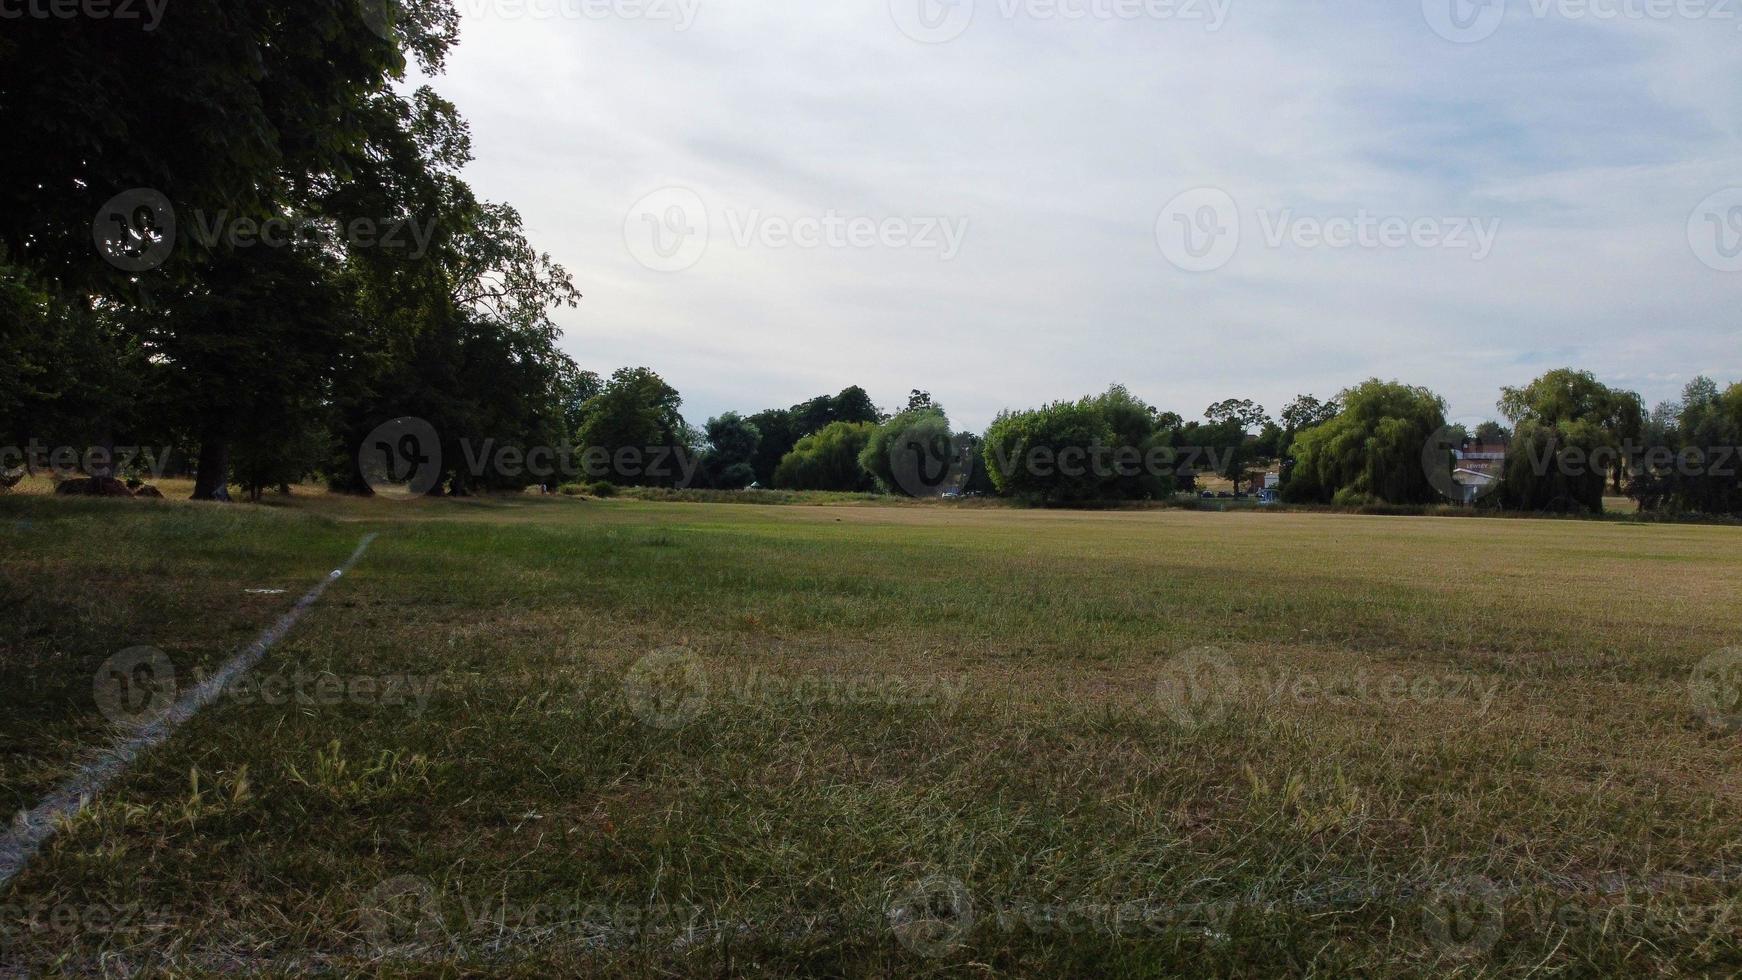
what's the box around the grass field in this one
[2,488,1740,976]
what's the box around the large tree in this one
[1626,377,1742,516]
[1496,369,1642,512]
[860,407,959,497]
[703,412,762,489]
[980,386,1181,504]
[573,368,692,487]
[1284,380,1448,506]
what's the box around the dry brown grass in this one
[1,492,1739,976]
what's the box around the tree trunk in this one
[192,437,232,501]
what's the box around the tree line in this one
[569,366,1742,517]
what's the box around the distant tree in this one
[1275,395,1338,489]
[980,387,1179,504]
[747,409,797,486]
[1498,420,1611,513]
[861,407,960,497]
[1205,398,1269,431]
[773,421,876,492]
[1284,380,1448,506]
[983,401,1115,504]
[1085,385,1175,499]
[789,395,837,440]
[559,368,605,437]
[959,432,1000,496]
[703,412,761,489]
[1498,369,1642,508]
[1474,420,1511,444]
[573,367,691,486]
[832,386,885,426]
[747,386,884,486]
[1254,421,1287,459]
[1202,398,1270,494]
[1681,376,1722,419]
[1279,395,1338,434]
[906,390,942,415]
[1627,377,1742,515]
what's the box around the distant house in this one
[1450,441,1507,504]
[1455,442,1508,473]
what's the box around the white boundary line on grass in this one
[0,533,379,891]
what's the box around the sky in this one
[423,0,1742,433]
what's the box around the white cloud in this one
[429,0,1742,428]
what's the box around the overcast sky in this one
[426,0,1742,432]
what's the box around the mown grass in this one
[1,491,1740,976]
